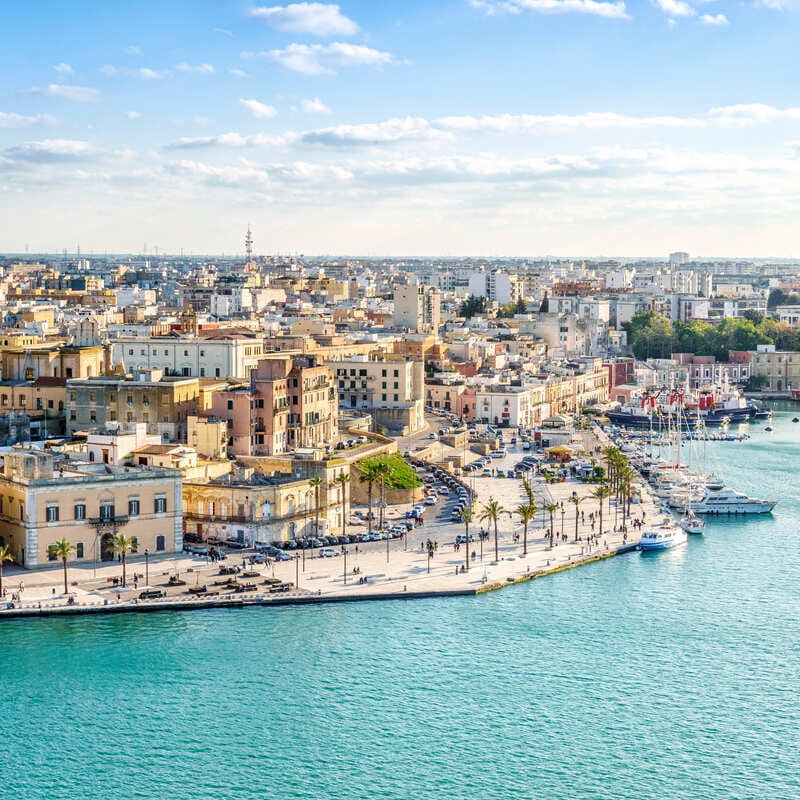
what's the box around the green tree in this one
[480,498,507,563]
[459,505,473,572]
[459,295,487,319]
[309,476,323,538]
[592,485,612,536]
[111,533,135,588]
[334,472,350,539]
[568,493,583,543]
[52,538,76,595]
[515,502,536,556]
[358,461,381,536]
[544,501,560,548]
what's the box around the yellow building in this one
[0,448,183,568]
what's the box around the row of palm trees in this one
[0,533,138,600]
[455,458,638,568]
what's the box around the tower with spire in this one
[245,224,254,269]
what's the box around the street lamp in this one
[560,510,565,543]
[343,547,348,584]
[145,549,149,586]
[295,553,300,589]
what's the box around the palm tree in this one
[515,502,536,556]
[358,461,381,536]
[479,498,507,563]
[111,533,135,587]
[521,477,535,505]
[544,501,560,548]
[0,543,13,596]
[592,485,612,536]
[52,538,75,594]
[309,476,323,538]
[459,505,473,571]
[374,460,392,530]
[334,472,350,538]
[568,493,584,542]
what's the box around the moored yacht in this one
[687,486,776,515]
[679,512,705,534]
[639,522,688,551]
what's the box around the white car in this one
[425,495,438,505]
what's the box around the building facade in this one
[0,448,183,568]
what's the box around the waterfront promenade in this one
[0,425,661,618]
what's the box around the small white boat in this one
[679,513,705,534]
[639,522,688,551]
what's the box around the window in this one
[47,545,58,561]
[200,350,205,357]
[381,369,387,377]
[128,499,140,517]
[69,411,77,421]
[74,503,86,521]
[100,504,115,521]
[184,350,189,357]
[46,505,59,523]
[200,368,205,377]
[130,537,139,553]
[393,370,399,378]
[128,349,134,356]
[154,497,167,514]
[382,394,387,402]
[292,396,298,405]
[394,394,399,402]
[76,542,84,559]
[227,400,234,410]
[394,382,399,390]
[156,535,166,551]
[215,368,220,377]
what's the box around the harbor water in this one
[2,414,799,800]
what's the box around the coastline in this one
[0,541,640,620]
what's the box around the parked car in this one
[225,539,247,550]
[274,551,294,561]
[425,495,438,505]
[139,589,166,600]
[319,548,338,558]
[455,533,475,544]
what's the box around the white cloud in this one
[29,84,101,103]
[436,110,707,132]
[54,63,73,74]
[240,98,279,118]
[124,45,142,55]
[229,68,250,78]
[100,65,167,79]
[0,112,55,128]
[246,42,394,75]
[126,110,142,120]
[700,13,728,24]
[176,63,215,74]
[302,116,453,146]
[167,132,297,149]
[4,139,99,163]
[301,97,332,113]
[709,103,800,122]
[170,159,272,188]
[248,3,358,36]
[653,0,696,17]
[214,27,234,36]
[469,0,629,18]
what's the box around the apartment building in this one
[207,356,337,457]
[332,354,425,434]
[393,284,441,334]
[751,346,800,392]
[0,448,183,568]
[111,331,264,379]
[66,370,200,441]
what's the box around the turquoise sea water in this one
[2,414,799,800]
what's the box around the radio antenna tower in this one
[245,224,254,268]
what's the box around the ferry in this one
[639,522,688,551]
[686,486,776,515]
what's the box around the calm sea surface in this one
[2,414,799,800]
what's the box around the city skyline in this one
[2,0,800,256]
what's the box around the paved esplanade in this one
[0,426,660,613]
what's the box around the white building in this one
[393,283,441,334]
[111,333,264,379]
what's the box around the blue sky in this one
[1,0,799,257]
